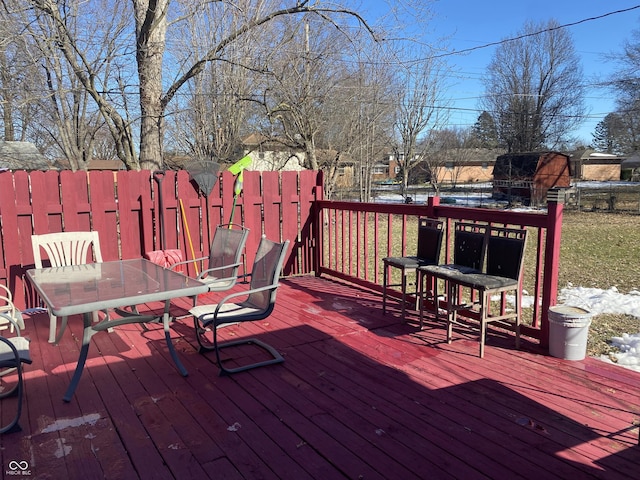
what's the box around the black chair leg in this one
[213,323,284,375]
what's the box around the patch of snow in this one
[559,286,640,372]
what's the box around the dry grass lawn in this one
[558,212,640,356]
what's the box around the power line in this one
[422,5,640,61]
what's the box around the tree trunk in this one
[0,48,14,141]
[133,0,168,171]
[304,139,318,170]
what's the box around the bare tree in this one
[347,36,396,202]
[23,0,139,168]
[0,35,19,140]
[425,127,476,189]
[166,8,258,165]
[23,0,372,170]
[261,16,341,171]
[24,5,131,170]
[258,14,384,199]
[481,19,585,153]
[0,9,42,143]
[603,27,640,154]
[91,126,121,161]
[262,21,395,200]
[391,48,451,197]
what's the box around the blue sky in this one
[350,1,640,145]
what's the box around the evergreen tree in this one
[471,111,499,148]
[592,113,626,154]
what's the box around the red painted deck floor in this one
[1,275,639,479]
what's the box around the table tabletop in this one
[26,258,208,317]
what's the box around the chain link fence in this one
[335,182,640,214]
[565,184,640,214]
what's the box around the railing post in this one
[425,195,440,218]
[540,188,565,349]
[313,173,324,277]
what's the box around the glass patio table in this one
[26,258,208,402]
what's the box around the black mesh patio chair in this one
[170,224,249,306]
[189,236,289,375]
[382,218,444,321]
[0,313,31,434]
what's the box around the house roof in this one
[569,148,623,163]
[0,141,51,171]
[86,160,125,170]
[455,148,505,163]
[621,155,640,169]
[53,158,126,171]
[242,133,270,146]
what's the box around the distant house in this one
[493,151,571,204]
[242,134,305,171]
[376,149,504,185]
[570,149,623,181]
[53,158,126,171]
[433,148,504,184]
[372,155,396,183]
[0,141,51,171]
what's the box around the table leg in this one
[64,302,188,401]
[162,305,188,377]
[63,312,96,402]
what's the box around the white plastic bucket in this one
[548,305,593,360]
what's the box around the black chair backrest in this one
[246,237,290,312]
[453,222,488,270]
[207,224,249,277]
[417,218,444,263]
[486,227,528,280]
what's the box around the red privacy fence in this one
[0,169,323,310]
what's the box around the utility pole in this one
[304,17,310,99]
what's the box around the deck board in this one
[1,275,638,479]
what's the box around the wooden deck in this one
[1,275,638,479]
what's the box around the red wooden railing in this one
[0,169,323,310]
[315,194,565,347]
